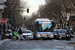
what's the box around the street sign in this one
[67,13,70,21]
[70,26,72,30]
[1,19,6,24]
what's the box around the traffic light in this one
[2,1,7,19]
[4,1,8,7]
[60,16,63,18]
[4,2,7,5]
[66,24,69,28]
[2,12,5,19]
[27,8,29,13]
[66,26,68,28]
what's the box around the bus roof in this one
[34,18,51,22]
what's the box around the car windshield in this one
[22,30,31,33]
[8,31,11,33]
[54,31,58,33]
[58,30,65,33]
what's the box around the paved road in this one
[0,38,75,50]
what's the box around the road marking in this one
[5,48,61,50]
[50,43,75,50]
[50,43,65,49]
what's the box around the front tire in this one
[12,36,17,40]
[66,37,71,41]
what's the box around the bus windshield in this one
[37,21,53,32]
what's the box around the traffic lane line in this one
[49,43,65,49]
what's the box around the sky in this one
[22,0,45,16]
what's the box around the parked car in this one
[5,29,12,39]
[22,30,33,40]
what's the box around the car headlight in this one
[37,34,40,37]
[66,35,68,36]
[55,34,57,35]
[59,37,61,38]
[66,35,70,36]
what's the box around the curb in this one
[0,39,10,46]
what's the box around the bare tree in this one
[5,0,28,26]
[38,0,75,21]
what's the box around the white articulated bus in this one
[33,18,56,40]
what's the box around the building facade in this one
[0,0,5,30]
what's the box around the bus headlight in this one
[37,34,40,37]
[50,34,54,37]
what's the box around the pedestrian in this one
[66,30,71,41]
[71,31,74,34]
[18,27,22,35]
[0,30,2,40]
[67,30,70,35]
[18,27,25,40]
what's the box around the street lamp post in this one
[1,11,6,40]
[1,0,7,39]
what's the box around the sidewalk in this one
[0,39,10,46]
